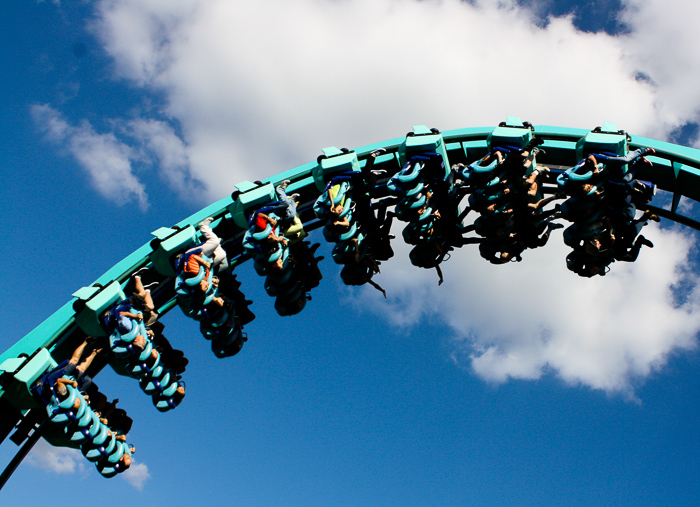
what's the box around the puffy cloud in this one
[27,438,149,490]
[31,105,207,208]
[370,223,700,395]
[121,460,151,490]
[26,439,86,474]
[619,0,700,144]
[124,118,206,200]
[31,103,149,211]
[90,0,198,86]
[91,0,668,199]
[27,439,151,491]
[80,0,700,392]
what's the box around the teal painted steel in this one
[4,121,700,410]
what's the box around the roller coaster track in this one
[2,118,700,486]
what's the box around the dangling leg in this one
[198,218,229,273]
[368,279,387,299]
[276,184,298,220]
[133,276,156,312]
[69,340,90,365]
[198,218,221,256]
[76,347,102,375]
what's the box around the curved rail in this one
[2,118,699,484]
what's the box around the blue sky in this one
[4,0,700,505]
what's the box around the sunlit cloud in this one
[124,118,207,201]
[121,460,151,490]
[26,439,86,475]
[367,223,700,395]
[91,0,671,199]
[31,105,208,209]
[46,0,700,393]
[31,103,150,211]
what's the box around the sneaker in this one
[525,137,545,151]
[635,181,656,201]
[639,235,654,248]
[198,217,214,229]
[132,266,149,278]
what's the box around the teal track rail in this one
[5,122,700,384]
[2,120,700,483]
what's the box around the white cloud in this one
[91,0,197,86]
[121,460,151,490]
[124,118,206,200]
[619,0,700,142]
[31,104,150,211]
[82,0,700,393]
[27,439,86,474]
[31,105,208,208]
[92,0,668,200]
[26,438,149,489]
[370,223,700,395]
